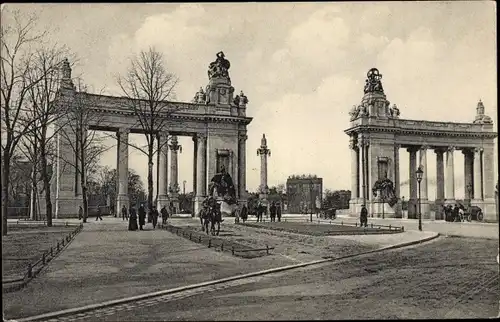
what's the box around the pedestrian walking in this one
[95,206,103,221]
[128,206,138,231]
[121,205,128,221]
[269,202,276,222]
[151,206,159,229]
[138,204,146,230]
[240,204,248,223]
[360,204,368,227]
[78,205,83,220]
[161,205,169,225]
[276,202,282,222]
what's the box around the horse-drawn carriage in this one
[463,205,484,222]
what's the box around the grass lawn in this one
[241,221,402,236]
[2,225,76,280]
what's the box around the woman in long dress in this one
[128,206,138,231]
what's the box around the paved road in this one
[63,236,498,321]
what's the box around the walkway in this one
[2,217,295,320]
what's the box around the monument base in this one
[116,194,129,217]
[169,192,180,214]
[156,194,169,210]
[55,196,82,218]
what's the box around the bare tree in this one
[18,46,73,226]
[58,80,109,222]
[0,10,59,235]
[116,47,179,210]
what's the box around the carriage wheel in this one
[477,211,484,222]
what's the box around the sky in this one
[2,2,497,199]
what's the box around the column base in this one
[157,194,169,210]
[194,195,206,217]
[349,198,362,216]
[434,199,445,220]
[420,199,431,219]
[169,193,180,214]
[116,194,129,216]
[370,200,397,218]
[407,199,418,219]
[55,196,83,219]
[472,199,498,222]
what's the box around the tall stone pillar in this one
[419,145,429,219]
[357,137,367,206]
[157,132,169,209]
[407,147,418,219]
[194,134,207,216]
[192,136,198,215]
[472,147,483,201]
[116,128,130,213]
[481,145,496,221]
[463,149,473,203]
[168,135,181,214]
[435,148,445,219]
[393,144,402,218]
[257,134,271,200]
[238,133,247,202]
[349,136,359,215]
[444,146,456,205]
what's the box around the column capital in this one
[158,131,169,140]
[357,138,369,149]
[419,144,429,151]
[434,147,445,154]
[349,139,357,150]
[118,128,130,135]
[446,146,456,152]
[394,144,401,149]
[238,133,248,143]
[474,147,484,153]
[194,133,207,144]
[461,148,473,155]
[406,146,418,153]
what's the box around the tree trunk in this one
[82,185,88,223]
[80,139,88,223]
[147,155,153,210]
[2,150,10,236]
[40,150,53,227]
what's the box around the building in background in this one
[286,175,323,214]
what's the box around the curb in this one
[15,231,439,322]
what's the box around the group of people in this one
[123,204,170,231]
[443,204,465,222]
[269,201,282,222]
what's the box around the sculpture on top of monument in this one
[363,68,384,94]
[208,51,231,80]
[233,90,248,106]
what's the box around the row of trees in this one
[1,10,182,235]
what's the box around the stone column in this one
[357,137,367,205]
[238,133,247,201]
[192,136,198,210]
[194,134,207,215]
[435,148,445,219]
[257,134,271,199]
[393,144,402,218]
[463,149,473,202]
[481,145,496,221]
[444,146,456,204]
[418,145,429,219]
[350,137,359,200]
[116,128,130,213]
[157,132,169,209]
[168,135,181,214]
[472,147,483,201]
[408,147,418,219]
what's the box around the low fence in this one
[162,224,274,258]
[243,217,404,232]
[2,222,84,293]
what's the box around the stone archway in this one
[345,68,497,222]
[49,52,252,218]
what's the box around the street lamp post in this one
[381,193,385,219]
[416,166,424,231]
[310,180,314,222]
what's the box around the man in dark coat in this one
[240,204,248,223]
[151,206,159,229]
[276,202,282,222]
[161,205,169,226]
[269,202,276,222]
[128,206,138,231]
[121,205,128,221]
[95,206,103,221]
[360,205,368,227]
[78,206,83,220]
[138,204,146,230]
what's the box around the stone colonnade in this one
[349,139,496,220]
[115,130,248,216]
